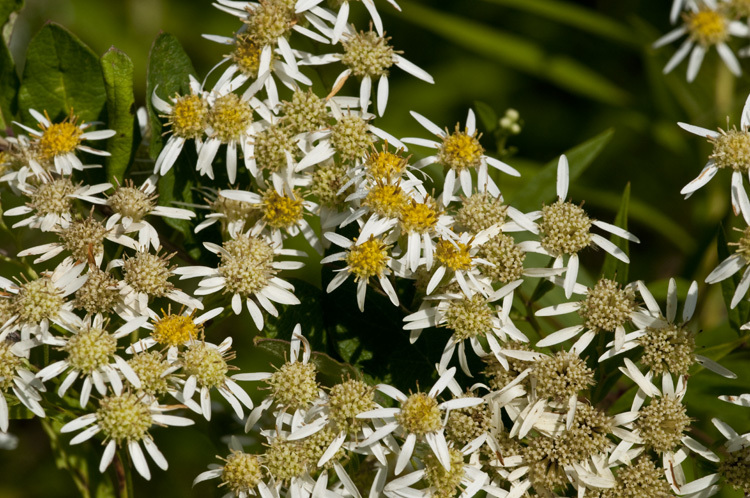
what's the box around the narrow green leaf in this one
[18,23,106,124]
[100,47,136,183]
[510,128,614,211]
[717,225,750,334]
[146,32,196,158]
[0,38,17,129]
[601,182,630,284]
[479,0,636,47]
[473,100,498,133]
[399,1,629,106]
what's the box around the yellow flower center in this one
[710,128,750,172]
[38,121,82,160]
[396,393,442,436]
[207,93,253,143]
[399,199,439,234]
[686,9,728,46]
[262,189,304,229]
[363,183,406,219]
[438,128,484,171]
[435,239,472,271]
[152,313,201,347]
[233,34,263,77]
[366,150,407,179]
[169,94,207,139]
[345,237,390,281]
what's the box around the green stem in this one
[114,449,134,498]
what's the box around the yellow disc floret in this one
[362,182,406,219]
[345,237,391,281]
[207,93,254,143]
[365,147,408,180]
[399,198,439,234]
[152,311,201,347]
[37,112,83,161]
[232,34,263,78]
[438,126,484,172]
[709,128,750,172]
[396,392,442,436]
[435,239,472,271]
[168,94,207,140]
[685,8,728,46]
[261,189,304,229]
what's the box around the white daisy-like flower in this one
[402,109,520,203]
[219,182,322,253]
[678,93,750,218]
[299,29,433,116]
[0,339,46,431]
[321,215,401,311]
[599,279,736,380]
[110,249,202,315]
[0,263,85,341]
[393,193,455,273]
[13,109,115,175]
[403,281,527,376]
[177,336,254,421]
[151,75,208,176]
[0,134,50,191]
[35,313,147,407]
[191,186,259,237]
[705,223,750,308]
[60,392,194,480]
[175,231,303,330]
[297,0,401,44]
[710,418,750,495]
[653,0,749,82]
[4,176,109,232]
[535,278,639,353]
[193,435,277,498]
[524,155,639,298]
[357,366,482,475]
[73,175,195,250]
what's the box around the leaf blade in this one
[100,47,136,183]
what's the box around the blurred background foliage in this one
[2,0,750,496]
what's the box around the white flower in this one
[705,224,750,309]
[60,392,194,480]
[321,215,401,311]
[35,314,147,407]
[678,93,750,219]
[175,231,302,329]
[402,109,520,203]
[357,366,483,475]
[524,155,639,298]
[0,339,46,432]
[653,1,749,82]
[13,109,115,175]
[296,0,401,44]
[176,336,254,421]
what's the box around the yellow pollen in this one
[435,239,472,271]
[399,199,438,233]
[169,94,207,139]
[366,149,407,179]
[233,35,263,77]
[363,183,407,219]
[38,120,82,161]
[686,9,728,46]
[438,127,484,171]
[262,189,303,229]
[345,237,390,281]
[152,312,201,347]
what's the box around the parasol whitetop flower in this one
[402,109,520,204]
[678,92,750,219]
[174,230,303,330]
[599,279,737,380]
[296,0,401,44]
[13,109,115,175]
[73,175,196,250]
[60,392,194,480]
[535,278,639,354]
[705,223,750,309]
[403,281,528,377]
[150,75,208,176]
[0,340,47,432]
[321,215,401,311]
[524,155,639,298]
[175,336,255,421]
[653,0,750,82]
[299,28,433,116]
[356,366,483,475]
[35,313,147,407]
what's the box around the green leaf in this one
[398,1,629,106]
[479,0,636,47]
[509,128,614,211]
[717,225,750,334]
[100,47,136,183]
[146,32,196,159]
[253,336,362,386]
[601,182,630,284]
[473,100,498,133]
[18,23,106,124]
